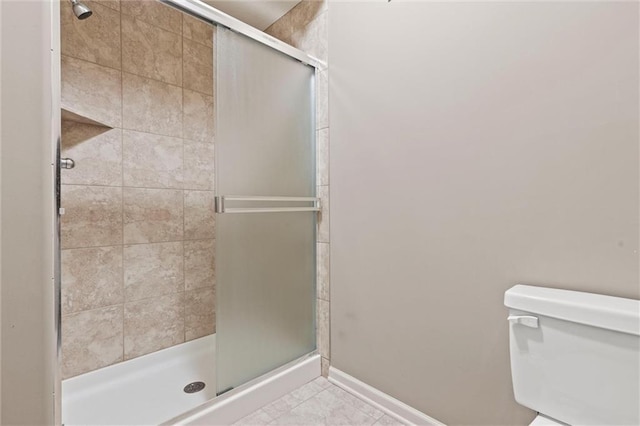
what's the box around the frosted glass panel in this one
[215,27,316,394]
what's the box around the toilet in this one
[504,285,640,426]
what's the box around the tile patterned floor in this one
[233,377,405,426]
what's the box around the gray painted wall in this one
[1,1,57,424]
[329,2,639,425]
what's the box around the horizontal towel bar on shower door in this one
[215,195,321,214]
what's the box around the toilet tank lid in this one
[504,285,640,336]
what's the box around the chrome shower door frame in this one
[52,1,322,425]
[160,0,324,69]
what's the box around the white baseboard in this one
[172,354,321,425]
[328,367,445,426]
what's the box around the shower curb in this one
[167,354,321,425]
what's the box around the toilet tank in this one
[505,285,640,426]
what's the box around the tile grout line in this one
[328,384,385,421]
[121,2,184,37]
[62,182,213,191]
[120,3,126,362]
[64,7,214,96]
[263,381,329,423]
[62,288,193,319]
[181,13,187,314]
[123,120,213,142]
[61,237,215,251]
[274,385,373,424]
[61,56,213,115]
[182,13,188,344]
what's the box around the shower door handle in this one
[215,195,321,213]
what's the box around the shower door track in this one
[160,0,324,69]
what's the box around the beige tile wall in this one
[265,0,331,377]
[60,0,216,379]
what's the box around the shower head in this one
[70,0,92,20]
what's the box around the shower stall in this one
[56,0,322,423]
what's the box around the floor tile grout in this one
[262,380,327,423]
[236,378,390,426]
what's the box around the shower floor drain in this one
[183,381,206,394]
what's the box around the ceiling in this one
[203,0,301,31]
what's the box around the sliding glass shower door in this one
[215,27,317,394]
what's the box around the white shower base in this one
[62,334,217,426]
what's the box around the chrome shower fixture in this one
[70,0,92,20]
